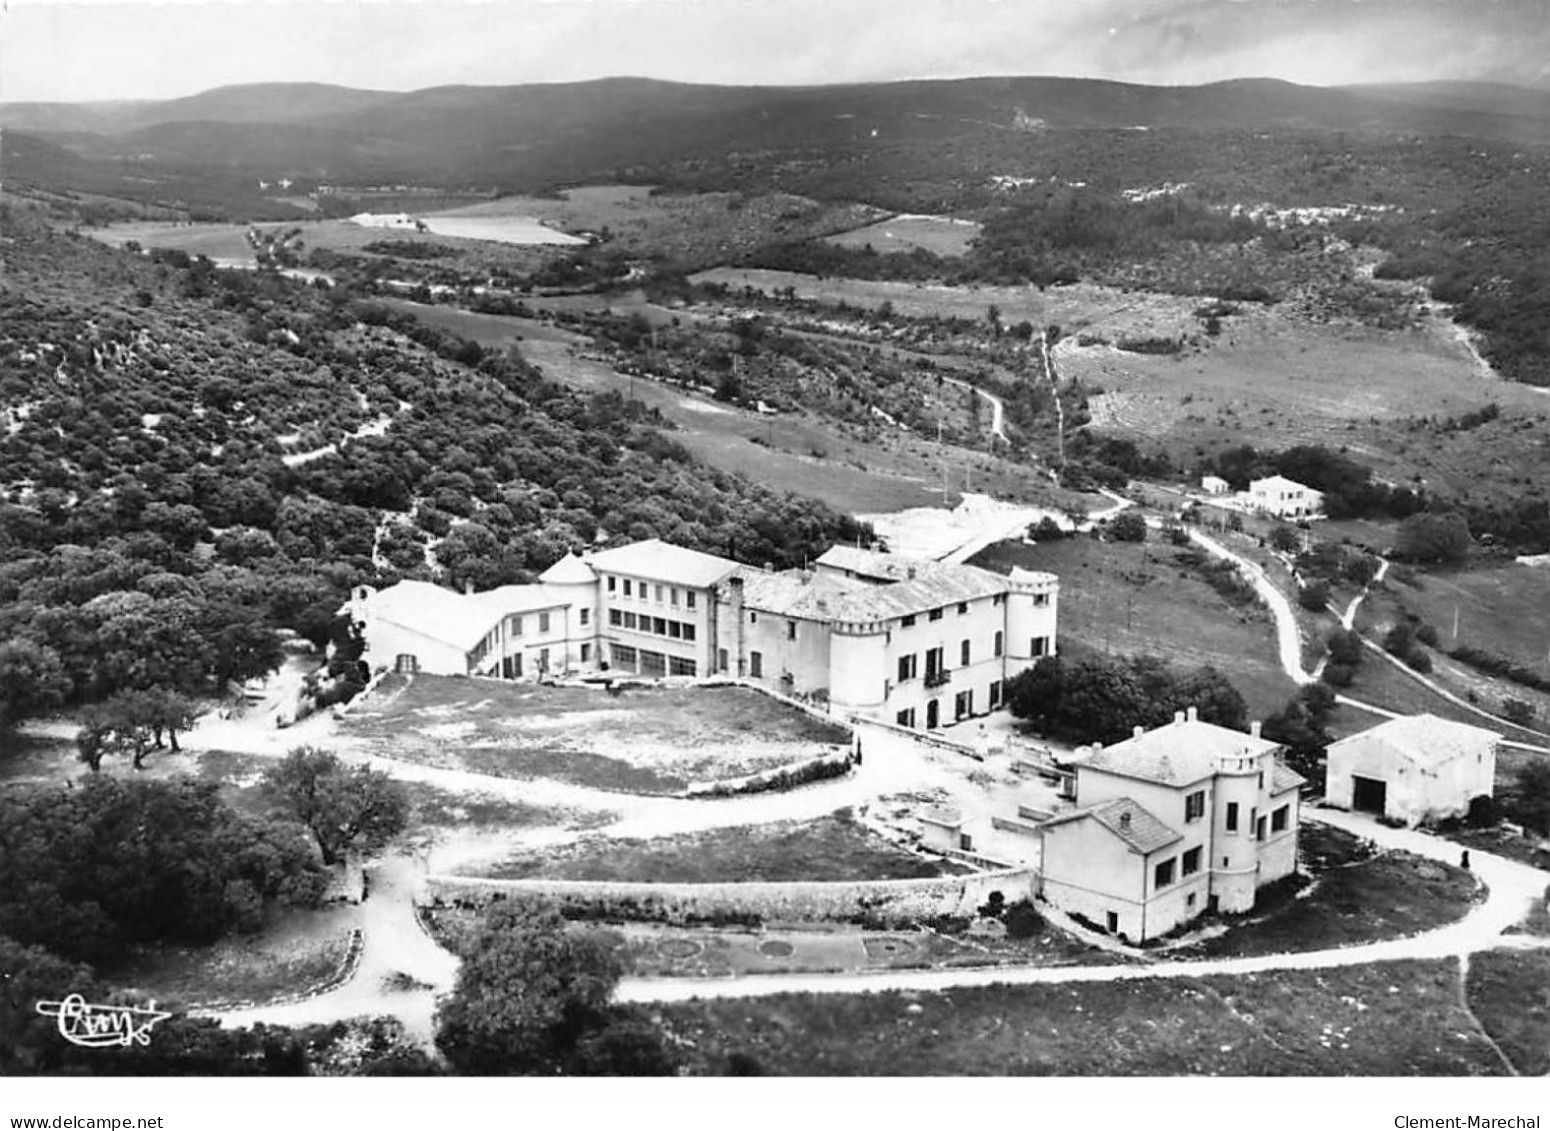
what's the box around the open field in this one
[1464,949,1550,1076]
[471,809,962,883]
[86,217,565,270]
[341,674,850,795]
[823,214,982,257]
[1376,563,1550,675]
[1176,823,1479,959]
[660,957,1504,1075]
[431,186,880,267]
[968,535,1299,719]
[387,298,1066,514]
[1348,587,1549,740]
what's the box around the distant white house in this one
[1325,714,1499,828]
[1200,475,1230,496]
[1249,475,1323,519]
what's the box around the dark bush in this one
[1003,899,1044,939]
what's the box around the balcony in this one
[924,667,952,689]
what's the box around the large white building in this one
[1325,714,1499,828]
[349,539,1059,728]
[1036,710,1304,942]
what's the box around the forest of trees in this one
[0,213,869,730]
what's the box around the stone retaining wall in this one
[425,870,1035,928]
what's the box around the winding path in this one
[617,809,1548,1003]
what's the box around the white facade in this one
[1249,475,1324,518]
[1326,714,1499,828]
[1201,475,1230,496]
[348,540,1059,721]
[1037,710,1303,942]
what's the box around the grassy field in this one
[340,674,850,795]
[662,958,1504,1075]
[823,214,981,257]
[1464,949,1550,1076]
[433,186,880,268]
[969,535,1298,719]
[1375,564,1550,676]
[1347,588,1549,740]
[471,810,961,883]
[1176,823,1479,959]
[405,300,1061,515]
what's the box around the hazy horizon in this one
[4,0,1549,105]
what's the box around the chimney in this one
[1119,811,1131,830]
[1132,725,1144,738]
[907,566,917,580]
[763,562,774,572]
[1173,710,1186,725]
[1187,706,1198,723]
[1250,720,1262,739]
[463,579,475,596]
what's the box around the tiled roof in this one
[737,568,872,619]
[812,546,1011,621]
[538,552,596,585]
[1251,474,1318,494]
[1332,714,1501,771]
[585,539,739,587]
[1270,762,1307,795]
[468,585,570,618]
[1041,797,1181,855]
[1075,717,1281,787]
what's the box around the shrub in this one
[1503,698,1537,727]
[1030,516,1066,542]
[1321,663,1356,688]
[1415,623,1440,647]
[1298,580,1332,612]
[1404,648,1434,675]
[1108,511,1147,543]
[1003,900,1044,940]
[1466,795,1499,828]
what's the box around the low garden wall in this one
[685,748,854,798]
[424,869,1035,928]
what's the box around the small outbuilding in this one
[1324,714,1499,827]
[1201,475,1230,496]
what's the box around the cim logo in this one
[35,995,171,1048]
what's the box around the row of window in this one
[892,681,1002,730]
[1154,846,1203,890]
[504,610,560,637]
[604,575,698,609]
[610,645,698,678]
[608,609,698,641]
[896,636,1006,684]
[1223,802,1290,837]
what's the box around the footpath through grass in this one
[1465,949,1550,1076]
[663,958,1504,1075]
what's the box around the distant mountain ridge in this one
[5,75,1550,208]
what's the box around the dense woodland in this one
[0,208,869,734]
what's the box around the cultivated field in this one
[969,536,1299,718]
[340,675,851,795]
[823,214,982,257]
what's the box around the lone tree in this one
[435,901,677,1075]
[263,746,409,866]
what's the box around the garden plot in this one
[340,675,851,795]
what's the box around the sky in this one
[4,0,1549,104]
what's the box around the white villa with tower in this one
[349,538,1059,728]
